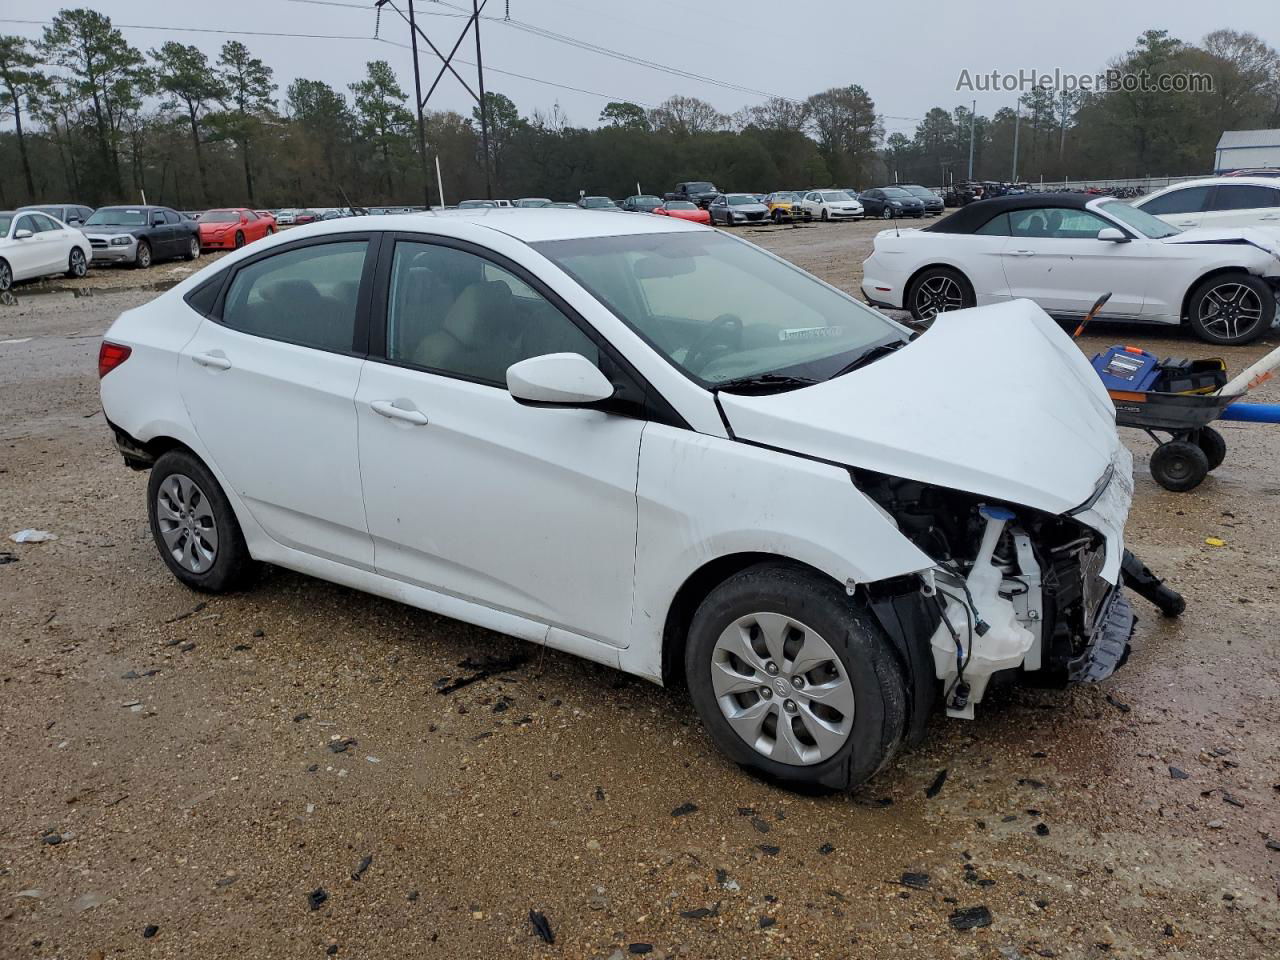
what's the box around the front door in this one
[179,234,376,565]
[1000,206,1150,317]
[355,236,644,647]
[1202,183,1280,229]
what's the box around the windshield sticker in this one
[779,326,845,341]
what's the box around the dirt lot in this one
[2,218,1278,960]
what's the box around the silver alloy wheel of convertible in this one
[1198,281,1263,342]
[155,473,219,574]
[710,612,855,765]
[914,274,966,320]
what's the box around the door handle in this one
[1175,220,1198,226]
[192,351,231,370]
[371,400,429,425]
[1008,249,1036,257]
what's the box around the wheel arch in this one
[903,261,976,305]
[1179,266,1261,324]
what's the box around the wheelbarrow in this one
[1077,294,1280,491]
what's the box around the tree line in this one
[1,11,1278,211]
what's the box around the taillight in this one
[98,341,132,378]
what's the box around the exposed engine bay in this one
[855,469,1180,721]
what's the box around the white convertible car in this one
[861,193,1280,344]
[0,209,91,290]
[99,210,1174,789]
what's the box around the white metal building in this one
[1215,129,1280,173]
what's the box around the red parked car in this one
[198,208,276,250]
[653,200,711,225]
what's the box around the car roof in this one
[278,209,704,244]
[926,192,1096,233]
[1150,176,1280,191]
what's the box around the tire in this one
[684,562,908,791]
[147,449,256,593]
[134,240,152,269]
[184,235,200,261]
[266,226,275,235]
[771,209,783,224]
[906,266,976,322]
[233,231,246,249]
[0,258,10,291]
[880,206,893,220]
[821,209,829,222]
[1149,440,1209,492]
[1187,272,1274,345]
[65,247,87,279]
[1195,426,1227,471]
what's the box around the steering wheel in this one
[684,313,743,374]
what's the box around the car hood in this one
[718,300,1122,517]
[1160,226,1280,258]
[83,224,142,236]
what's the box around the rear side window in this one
[975,212,1010,236]
[221,241,368,353]
[163,210,181,224]
[184,276,223,317]
[1209,184,1280,211]
[1140,186,1210,215]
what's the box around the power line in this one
[0,17,379,42]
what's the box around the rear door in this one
[1136,184,1210,229]
[1201,183,1280,228]
[1000,206,1150,317]
[179,233,378,565]
[9,214,55,278]
[30,214,70,273]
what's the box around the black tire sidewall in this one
[907,267,974,322]
[1149,441,1209,492]
[684,563,907,791]
[1188,273,1275,345]
[147,449,253,592]
[1196,426,1227,471]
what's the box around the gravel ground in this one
[1,218,1279,959]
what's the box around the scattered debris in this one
[595,787,606,801]
[164,601,207,624]
[1222,793,1245,808]
[1104,693,1132,713]
[121,669,160,679]
[1207,819,1225,830]
[628,944,653,955]
[293,713,311,723]
[671,802,698,817]
[434,653,530,694]
[1169,766,1190,780]
[818,843,835,855]
[10,529,57,543]
[759,915,776,929]
[1018,778,1046,789]
[758,844,780,856]
[351,855,372,881]
[327,737,357,754]
[900,872,930,890]
[1205,537,1226,547]
[142,925,159,939]
[949,905,993,930]
[926,769,949,798]
[679,904,719,919]
[308,888,328,911]
[0,551,17,564]
[1034,823,1050,837]
[1264,839,1280,852]
[528,909,554,944]
[40,832,62,845]
[750,817,770,833]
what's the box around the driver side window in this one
[1009,208,1110,239]
[385,241,598,386]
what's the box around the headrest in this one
[440,280,513,346]
[262,278,321,303]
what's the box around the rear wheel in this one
[907,266,975,322]
[1195,426,1227,471]
[65,247,87,278]
[1149,440,1209,492]
[185,235,200,261]
[1187,273,1274,345]
[684,563,907,791]
[147,449,256,592]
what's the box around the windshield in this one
[666,201,696,210]
[685,182,715,193]
[881,188,912,199]
[1098,200,1181,239]
[634,196,661,204]
[458,200,496,209]
[583,197,615,207]
[727,195,759,205]
[820,191,852,201]
[902,186,934,199]
[86,208,146,226]
[534,231,903,387]
[516,199,552,207]
[202,211,241,223]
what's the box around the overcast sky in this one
[4,0,1277,132]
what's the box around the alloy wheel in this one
[0,261,11,290]
[1199,282,1263,342]
[710,612,855,766]
[155,473,219,574]
[190,237,200,258]
[70,249,87,277]
[914,274,966,319]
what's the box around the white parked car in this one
[0,209,91,290]
[275,209,297,226]
[1133,176,1280,231]
[100,210,1152,789]
[798,190,864,221]
[861,193,1280,344]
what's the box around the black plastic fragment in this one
[528,909,554,944]
[926,769,948,798]
[351,855,372,881]
[308,888,328,911]
[435,653,531,694]
[900,872,930,889]
[948,905,992,930]
[671,802,698,817]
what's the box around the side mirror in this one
[1097,227,1129,243]
[507,353,615,407]
[14,228,32,239]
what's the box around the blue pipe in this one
[1220,402,1280,423]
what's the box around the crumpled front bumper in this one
[1068,588,1135,684]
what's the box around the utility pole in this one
[1011,102,1020,183]
[407,0,431,208]
[967,99,976,180]
[474,0,493,200]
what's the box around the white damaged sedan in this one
[98,209,1174,789]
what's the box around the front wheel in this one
[1149,440,1209,492]
[233,231,246,249]
[1187,273,1274,345]
[880,206,893,220]
[684,563,907,791]
[1195,426,1227,471]
[0,258,11,290]
[147,449,256,592]
[907,266,975,322]
[134,240,152,269]
[821,209,830,222]
[66,247,87,278]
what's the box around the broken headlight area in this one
[854,469,1135,720]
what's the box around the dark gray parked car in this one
[82,205,201,268]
